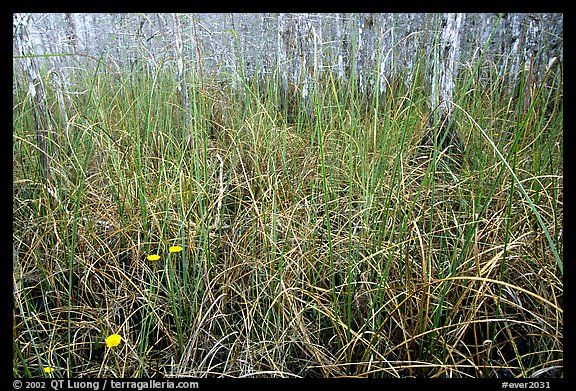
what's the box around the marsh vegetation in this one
[13,17,562,378]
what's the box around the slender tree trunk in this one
[519,14,541,115]
[46,13,78,137]
[431,13,463,120]
[277,14,289,119]
[14,13,55,183]
[420,13,465,162]
[172,13,190,134]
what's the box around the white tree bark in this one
[431,13,464,120]
[14,13,55,183]
[172,13,190,133]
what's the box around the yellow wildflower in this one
[169,246,183,253]
[147,254,160,261]
[105,333,122,348]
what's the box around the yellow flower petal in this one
[44,367,54,373]
[169,245,183,253]
[147,254,160,261]
[105,333,122,348]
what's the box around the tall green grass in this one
[13,43,562,377]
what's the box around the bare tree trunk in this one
[518,14,541,115]
[64,13,78,53]
[420,13,465,163]
[276,14,289,119]
[172,13,190,134]
[49,13,78,135]
[14,13,55,183]
[431,13,463,120]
